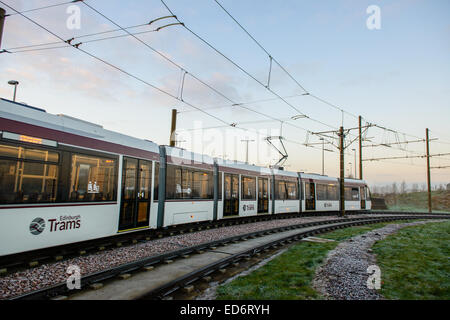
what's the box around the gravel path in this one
[0,215,355,300]
[312,219,446,300]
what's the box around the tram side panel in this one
[315,182,340,212]
[364,185,372,210]
[344,185,362,211]
[0,204,121,256]
[273,176,300,214]
[0,141,123,256]
[239,175,258,217]
[162,163,215,227]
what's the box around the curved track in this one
[7,213,448,300]
[1,210,446,274]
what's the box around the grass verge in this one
[372,220,450,300]
[215,220,414,300]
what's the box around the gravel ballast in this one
[313,220,446,300]
[0,215,354,299]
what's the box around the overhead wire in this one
[79,1,338,150]
[2,1,334,170]
[160,0,338,132]
[80,1,345,153]
[3,1,445,170]
[3,0,75,16]
[4,0,426,156]
[0,1,233,128]
[2,22,155,52]
[210,0,441,151]
[162,0,436,160]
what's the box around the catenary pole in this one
[169,109,177,147]
[426,128,432,213]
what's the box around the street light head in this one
[8,80,19,86]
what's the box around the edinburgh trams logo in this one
[243,204,255,211]
[29,215,82,235]
[29,217,46,235]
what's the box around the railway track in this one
[7,213,448,300]
[0,211,331,274]
[1,210,447,275]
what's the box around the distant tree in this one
[421,183,426,191]
[400,181,407,194]
[412,184,419,192]
[392,182,398,194]
[371,185,379,194]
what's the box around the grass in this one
[215,221,409,300]
[381,190,450,212]
[384,205,450,214]
[372,220,450,300]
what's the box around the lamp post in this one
[8,80,19,101]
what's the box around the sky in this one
[0,0,449,188]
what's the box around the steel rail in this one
[8,213,449,300]
[1,210,448,274]
[0,211,329,271]
[142,214,450,299]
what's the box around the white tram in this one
[0,98,371,256]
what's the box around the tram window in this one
[344,187,352,200]
[327,185,339,200]
[242,176,256,200]
[166,166,176,199]
[316,184,327,200]
[305,182,315,200]
[344,187,360,201]
[153,162,159,201]
[275,181,287,200]
[286,181,298,200]
[365,187,371,201]
[69,154,117,202]
[360,187,366,200]
[192,171,213,199]
[166,165,213,200]
[0,144,59,204]
[275,180,298,200]
[316,184,339,201]
[352,188,359,200]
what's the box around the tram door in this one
[258,178,269,213]
[360,187,366,210]
[224,174,239,216]
[305,182,316,211]
[119,157,152,231]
